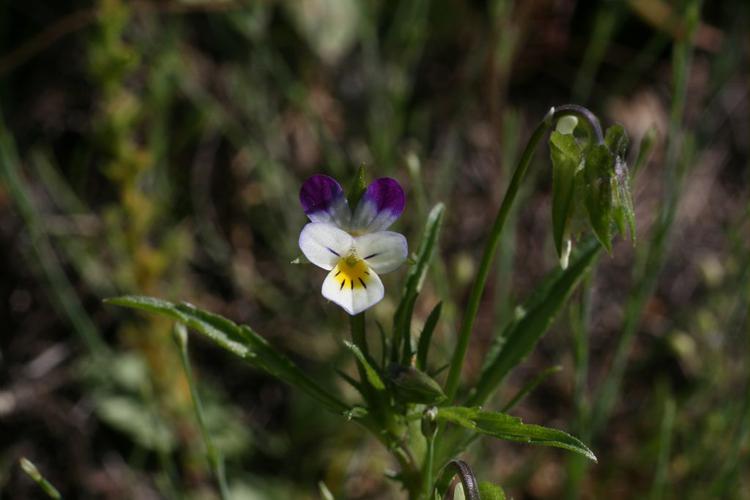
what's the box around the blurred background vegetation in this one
[0,0,748,498]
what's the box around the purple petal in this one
[351,178,405,232]
[300,174,351,226]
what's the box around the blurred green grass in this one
[0,0,748,498]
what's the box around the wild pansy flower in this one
[298,174,408,315]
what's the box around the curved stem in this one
[434,459,481,500]
[444,104,604,401]
[554,104,605,145]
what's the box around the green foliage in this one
[470,239,601,405]
[583,144,615,251]
[438,406,596,462]
[548,119,634,256]
[416,301,442,371]
[105,296,348,414]
[393,203,445,363]
[6,0,743,496]
[344,340,386,391]
[437,406,596,461]
[604,123,629,157]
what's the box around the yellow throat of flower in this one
[334,255,370,290]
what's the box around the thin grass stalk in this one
[573,2,623,101]
[649,397,676,500]
[572,269,596,423]
[174,324,231,500]
[563,268,596,498]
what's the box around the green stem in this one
[563,268,596,498]
[649,397,676,500]
[573,267,596,424]
[444,104,604,401]
[349,314,423,496]
[421,434,436,498]
[174,324,231,500]
[349,314,386,435]
[350,313,375,403]
[351,313,368,357]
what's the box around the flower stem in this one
[350,312,382,414]
[349,313,422,497]
[444,104,604,401]
[350,312,368,357]
[421,434,436,498]
[350,312,373,398]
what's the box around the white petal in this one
[354,232,408,274]
[299,223,353,270]
[322,266,384,315]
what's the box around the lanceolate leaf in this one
[416,301,442,371]
[393,203,445,362]
[105,296,348,414]
[343,340,386,391]
[549,131,581,257]
[107,296,249,356]
[437,406,596,462]
[469,239,600,405]
[403,203,445,298]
